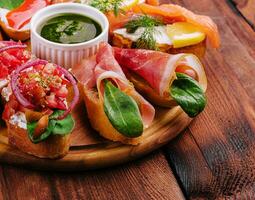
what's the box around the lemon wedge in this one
[120,0,139,11]
[167,22,206,48]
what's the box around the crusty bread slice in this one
[125,71,177,108]
[112,33,206,59]
[0,21,30,41]
[83,85,143,145]
[6,121,70,159]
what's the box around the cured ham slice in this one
[113,47,207,102]
[72,42,155,144]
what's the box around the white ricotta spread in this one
[9,112,27,130]
[0,79,8,90]
[1,84,12,102]
[113,26,172,45]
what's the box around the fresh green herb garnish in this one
[136,26,158,50]
[125,15,162,50]
[103,80,143,138]
[170,73,206,118]
[125,15,162,33]
[27,110,75,143]
[89,0,124,16]
[0,0,23,10]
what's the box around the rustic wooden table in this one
[0,0,254,199]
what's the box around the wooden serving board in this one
[0,95,192,171]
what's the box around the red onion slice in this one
[11,59,48,109]
[11,59,79,120]
[0,44,27,53]
[55,66,79,120]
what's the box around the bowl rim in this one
[30,3,109,48]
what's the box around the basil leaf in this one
[27,120,56,144]
[170,73,206,117]
[103,80,143,138]
[0,0,23,10]
[50,110,75,135]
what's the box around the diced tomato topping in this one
[0,64,9,79]
[17,63,69,111]
[0,47,31,77]
[2,95,20,120]
[55,85,68,98]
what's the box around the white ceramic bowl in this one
[31,3,109,69]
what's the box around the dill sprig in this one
[89,0,124,16]
[125,15,162,33]
[136,27,158,50]
[124,15,162,50]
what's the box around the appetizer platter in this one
[0,0,219,170]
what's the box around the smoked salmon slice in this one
[107,3,220,48]
[132,4,220,48]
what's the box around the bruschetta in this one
[2,59,79,158]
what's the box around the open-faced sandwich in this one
[0,0,51,40]
[2,59,79,158]
[108,3,220,58]
[114,47,207,117]
[0,41,32,96]
[72,42,155,145]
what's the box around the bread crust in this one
[0,21,30,41]
[6,121,70,159]
[125,71,177,108]
[83,85,142,145]
[112,33,206,59]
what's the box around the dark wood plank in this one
[164,0,255,199]
[231,0,255,29]
[0,151,185,200]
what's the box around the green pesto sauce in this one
[40,13,102,44]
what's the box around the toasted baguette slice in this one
[0,21,30,41]
[83,84,142,145]
[6,121,70,159]
[112,33,206,59]
[125,71,177,108]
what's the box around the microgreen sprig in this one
[88,0,124,16]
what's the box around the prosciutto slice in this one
[73,42,155,128]
[113,47,207,98]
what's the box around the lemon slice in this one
[167,22,206,48]
[120,0,139,11]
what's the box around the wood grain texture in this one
[231,0,255,28]
[165,0,255,199]
[0,106,191,170]
[0,151,185,200]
